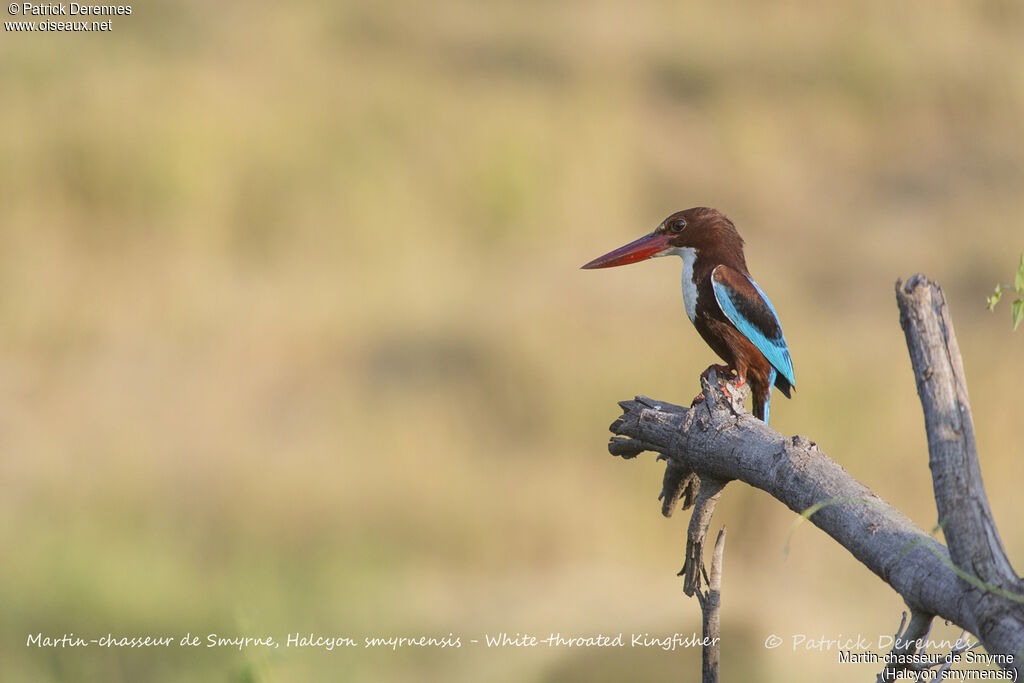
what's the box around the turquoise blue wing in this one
[711,265,795,390]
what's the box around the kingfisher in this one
[581,207,794,423]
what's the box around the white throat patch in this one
[676,247,698,322]
[655,246,699,323]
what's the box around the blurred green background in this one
[3,1,1023,681]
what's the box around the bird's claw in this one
[700,363,736,381]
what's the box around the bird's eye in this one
[670,219,686,233]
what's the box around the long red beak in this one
[581,232,673,269]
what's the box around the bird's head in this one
[581,207,743,269]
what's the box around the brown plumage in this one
[582,208,794,422]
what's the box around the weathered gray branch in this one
[876,611,933,682]
[694,527,725,683]
[605,275,1023,673]
[680,476,727,598]
[896,275,1024,652]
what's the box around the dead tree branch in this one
[876,611,934,683]
[681,477,727,597]
[604,274,1023,674]
[694,527,726,683]
[896,275,1024,650]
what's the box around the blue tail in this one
[760,367,777,424]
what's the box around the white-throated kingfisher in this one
[581,207,795,423]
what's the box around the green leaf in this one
[987,288,1003,311]
[1013,298,1024,331]
[1016,253,1024,293]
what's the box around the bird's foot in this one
[695,385,733,403]
[700,363,735,381]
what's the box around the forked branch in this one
[604,275,1023,675]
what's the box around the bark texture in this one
[605,275,1023,672]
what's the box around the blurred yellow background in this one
[3,1,1022,681]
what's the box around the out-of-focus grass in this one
[2,1,1023,681]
